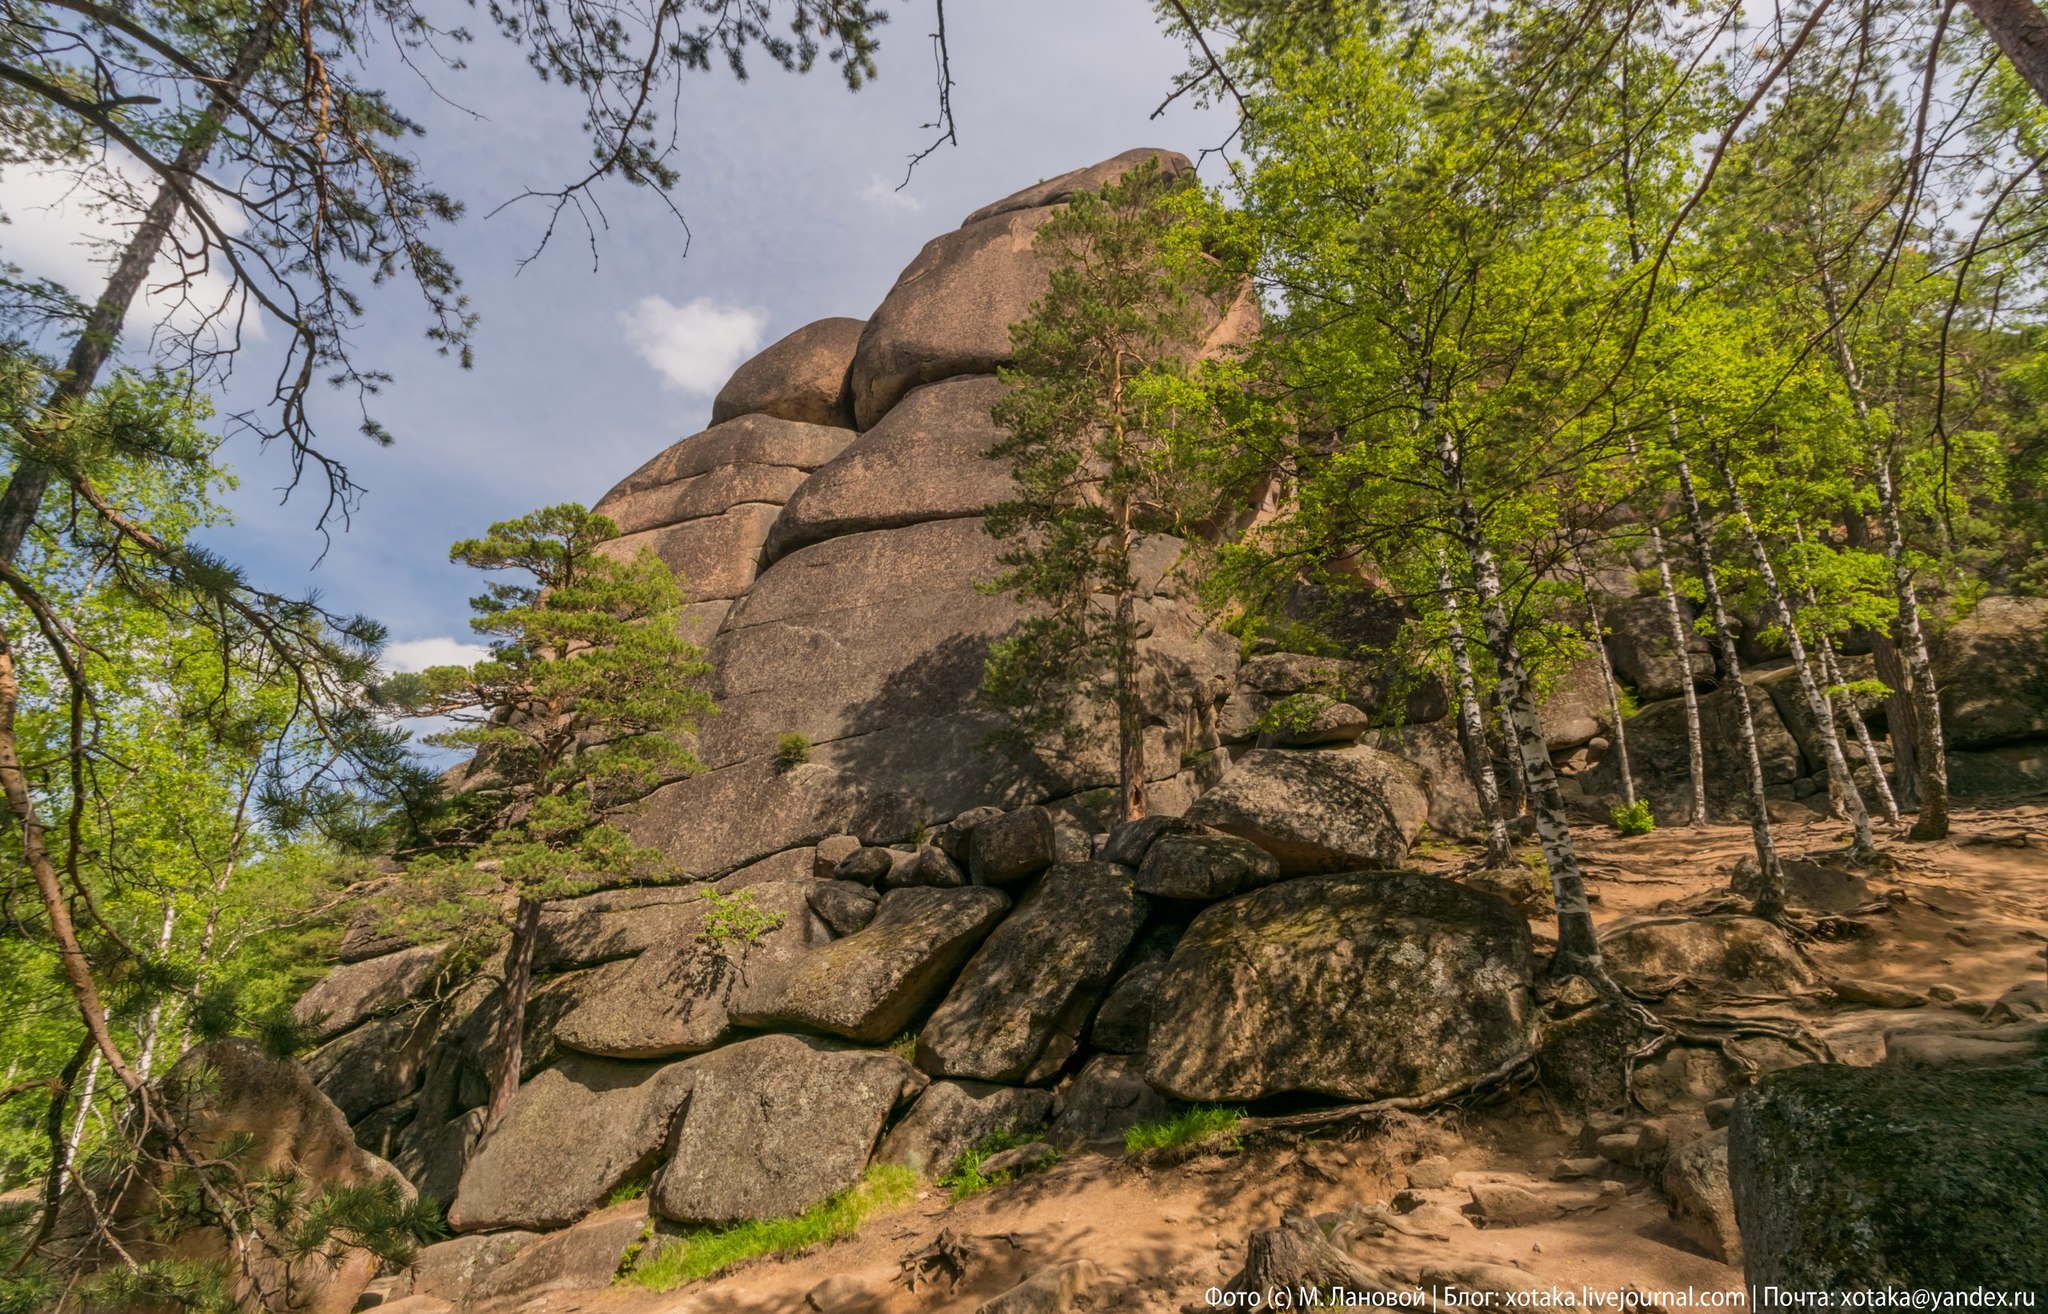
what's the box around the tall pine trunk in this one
[485,896,544,1133]
[1429,422,1602,977]
[1675,455,1785,918]
[0,18,280,566]
[1575,558,1636,809]
[1720,478,1877,859]
[1437,552,1515,867]
[1814,265,1949,838]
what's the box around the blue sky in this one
[0,2,1230,670]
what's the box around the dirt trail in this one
[498,804,2048,1314]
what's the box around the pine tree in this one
[375,505,713,1128]
[981,158,1236,823]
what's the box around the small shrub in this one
[699,888,785,945]
[774,732,812,771]
[1611,799,1656,836]
[1124,1106,1242,1156]
[1616,684,1641,719]
[938,1127,1052,1201]
[624,1164,916,1291]
[885,1031,919,1062]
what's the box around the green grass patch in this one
[624,1163,916,1292]
[885,1030,919,1062]
[602,1177,647,1207]
[1611,798,1656,836]
[1124,1105,1243,1156]
[937,1127,1052,1202]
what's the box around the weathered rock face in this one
[1364,722,1486,841]
[651,1034,921,1224]
[1146,873,1536,1102]
[1603,593,1712,702]
[1183,747,1428,873]
[293,943,445,1042]
[1936,595,2048,749]
[1729,1051,2048,1289]
[710,316,863,429]
[917,862,1149,1083]
[447,1055,693,1233]
[875,1080,1054,1177]
[1600,915,1817,997]
[764,375,1014,566]
[731,885,1011,1043]
[1049,1054,1170,1148]
[552,881,831,1059]
[1580,682,1801,816]
[1136,828,1281,900]
[962,147,1192,227]
[100,1041,411,1314]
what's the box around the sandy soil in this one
[489,800,2048,1314]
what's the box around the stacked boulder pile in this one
[282,150,2048,1307]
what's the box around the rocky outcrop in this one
[1136,827,1281,900]
[917,862,1148,1083]
[1936,595,2048,749]
[962,147,1191,226]
[553,881,830,1058]
[1600,915,1816,997]
[732,885,1011,1043]
[875,1079,1054,1177]
[97,1040,411,1314]
[1049,1054,1171,1148]
[293,943,445,1042]
[710,316,863,429]
[764,375,1014,565]
[1729,1048,2048,1289]
[1580,682,1801,817]
[651,1034,922,1224]
[1183,746,1428,872]
[1146,873,1536,1102]
[447,1054,694,1233]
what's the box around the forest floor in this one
[495,799,2048,1314]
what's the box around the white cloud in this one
[860,173,927,213]
[0,158,256,347]
[384,637,492,672]
[618,295,768,394]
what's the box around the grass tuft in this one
[937,1127,1052,1201]
[1611,798,1656,836]
[623,1163,916,1292]
[1124,1105,1243,1156]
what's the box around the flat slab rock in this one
[552,880,831,1059]
[1600,914,1817,997]
[917,862,1148,1083]
[1183,746,1428,873]
[1146,872,1536,1102]
[292,943,444,1043]
[447,1054,693,1233]
[731,885,1011,1043]
[651,1033,923,1225]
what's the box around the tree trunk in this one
[1675,456,1785,919]
[1437,552,1514,867]
[485,896,544,1133]
[1813,262,1949,838]
[1576,560,1637,810]
[1815,625,1902,826]
[1721,483,1876,859]
[0,17,279,567]
[1637,430,1710,828]
[1872,452,1950,840]
[1963,0,2048,112]
[1427,423,1602,978]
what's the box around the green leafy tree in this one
[375,504,713,1129]
[982,158,1241,822]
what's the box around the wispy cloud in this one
[619,296,768,394]
[384,636,492,672]
[860,173,927,213]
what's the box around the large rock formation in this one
[1145,873,1537,1102]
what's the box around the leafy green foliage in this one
[936,1126,1053,1200]
[774,731,813,771]
[697,889,785,946]
[1611,800,1657,837]
[1124,1106,1242,1156]
[624,1164,917,1291]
